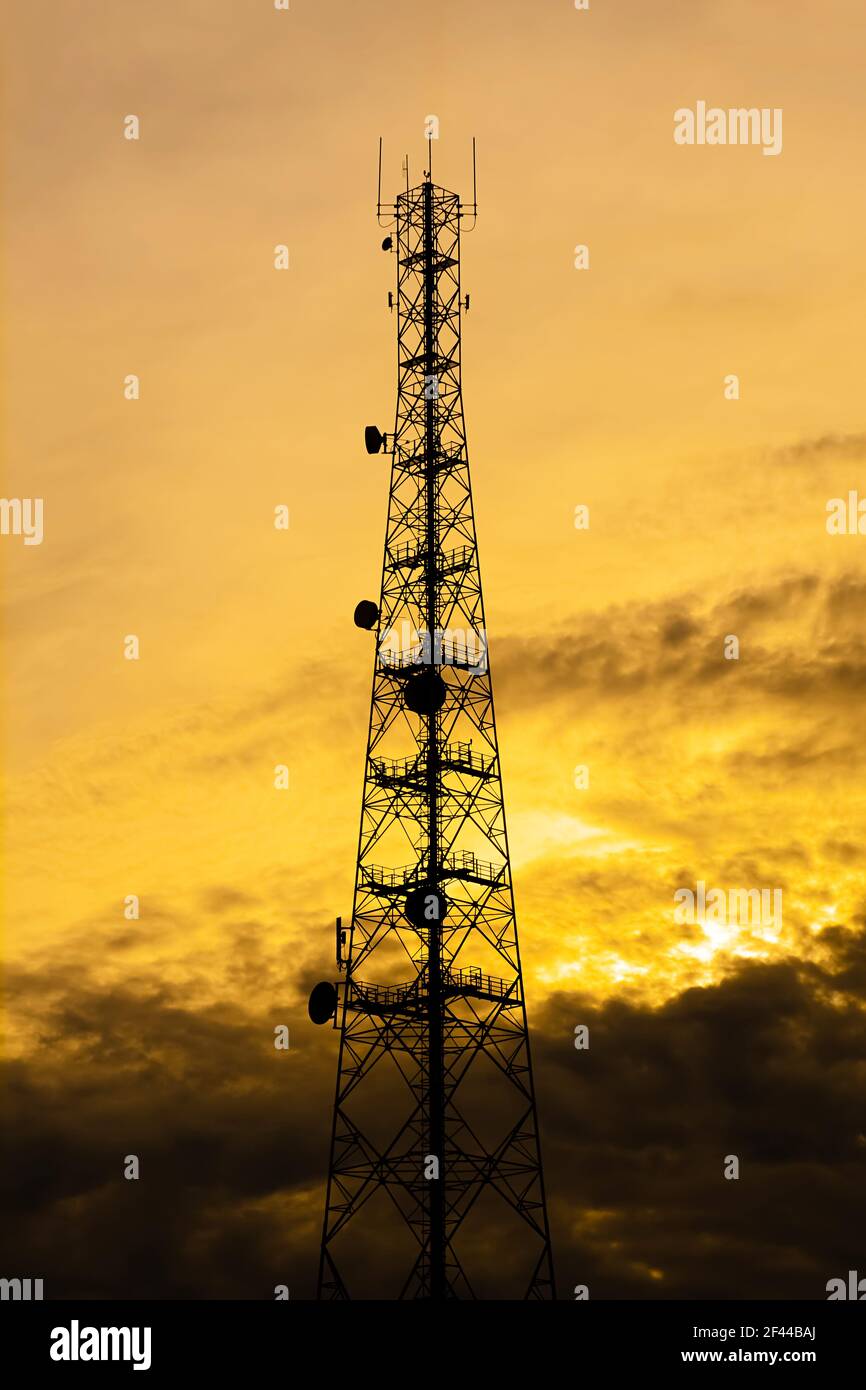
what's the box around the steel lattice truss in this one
[318,176,555,1300]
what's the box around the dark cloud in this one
[0,968,332,1298]
[536,935,866,1298]
[3,919,866,1299]
[661,614,699,647]
[770,433,866,468]
[494,571,866,720]
[200,886,259,913]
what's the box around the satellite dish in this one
[308,981,338,1025]
[354,600,379,630]
[404,670,447,715]
[381,236,393,251]
[364,425,385,455]
[405,886,448,930]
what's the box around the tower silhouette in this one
[309,147,555,1300]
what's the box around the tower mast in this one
[310,148,555,1301]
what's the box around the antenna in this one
[377,137,382,217]
[464,137,479,232]
[376,137,395,227]
[472,136,477,208]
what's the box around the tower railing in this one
[377,639,487,674]
[360,851,506,894]
[370,741,495,788]
[349,966,521,1015]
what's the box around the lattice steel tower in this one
[309,145,555,1300]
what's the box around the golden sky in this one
[3,0,866,1298]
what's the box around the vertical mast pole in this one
[423,177,446,1299]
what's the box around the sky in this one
[2,0,866,1298]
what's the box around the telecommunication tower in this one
[309,141,555,1300]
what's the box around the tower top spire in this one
[376,135,478,228]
